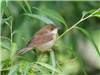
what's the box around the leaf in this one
[1,59,11,69]
[0,42,10,51]
[16,56,31,62]
[24,1,32,13]
[82,11,88,16]
[1,1,6,13]
[60,45,87,75]
[88,9,97,13]
[23,62,31,75]
[10,43,18,58]
[4,5,12,18]
[33,7,68,28]
[1,16,13,26]
[56,62,62,71]
[17,1,27,13]
[22,13,54,24]
[82,9,100,17]
[1,36,11,41]
[36,62,61,73]
[36,65,50,75]
[12,30,27,36]
[50,51,56,75]
[82,9,96,16]
[59,68,75,75]
[8,64,19,75]
[76,27,100,57]
[22,38,29,43]
[93,11,100,18]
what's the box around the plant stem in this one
[10,21,13,67]
[10,21,13,44]
[56,8,100,41]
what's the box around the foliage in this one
[1,1,100,75]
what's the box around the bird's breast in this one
[35,34,57,52]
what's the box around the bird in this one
[16,24,59,55]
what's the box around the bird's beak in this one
[56,27,60,29]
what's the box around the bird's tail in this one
[16,47,32,55]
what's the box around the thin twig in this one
[59,57,77,65]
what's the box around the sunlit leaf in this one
[1,42,10,51]
[8,64,19,75]
[22,13,54,24]
[59,68,75,75]
[37,62,61,73]
[23,62,31,75]
[76,27,100,57]
[33,7,68,28]
[10,43,18,58]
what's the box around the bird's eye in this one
[51,28,53,30]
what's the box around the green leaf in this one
[12,30,27,36]
[8,64,19,75]
[33,7,68,28]
[16,56,31,62]
[1,59,11,69]
[36,65,50,75]
[0,42,10,51]
[1,16,13,26]
[22,38,29,44]
[17,1,27,13]
[56,62,62,71]
[22,13,54,24]
[82,11,88,16]
[82,9,96,16]
[50,51,56,75]
[4,5,11,18]
[1,1,6,13]
[10,43,18,58]
[59,68,75,75]
[93,11,100,18]
[1,36,11,41]
[23,62,31,75]
[24,1,32,13]
[60,45,87,75]
[82,9,100,17]
[36,62,61,73]
[88,9,97,13]
[76,27,100,57]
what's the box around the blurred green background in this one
[1,1,100,75]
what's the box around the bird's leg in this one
[42,52,46,58]
[48,49,54,52]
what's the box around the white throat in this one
[51,29,57,34]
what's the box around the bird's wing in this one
[26,33,53,47]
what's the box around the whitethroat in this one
[16,24,59,55]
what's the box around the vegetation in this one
[1,1,100,75]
